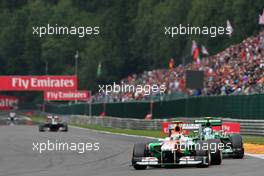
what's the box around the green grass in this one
[73,124,167,138]
[29,115,263,144]
[73,124,264,144]
[30,115,46,123]
[242,135,264,145]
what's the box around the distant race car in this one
[0,111,32,126]
[195,117,244,159]
[8,111,17,121]
[131,121,222,170]
[39,115,68,132]
[6,111,18,125]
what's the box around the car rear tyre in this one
[132,143,147,170]
[39,124,45,132]
[62,123,68,132]
[208,139,222,165]
[230,134,244,159]
[196,141,211,167]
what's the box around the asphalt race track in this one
[0,124,263,176]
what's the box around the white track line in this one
[245,153,264,160]
[70,125,264,160]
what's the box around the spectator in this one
[95,30,264,102]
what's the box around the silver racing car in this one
[39,115,68,132]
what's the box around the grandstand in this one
[95,31,264,102]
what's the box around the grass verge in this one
[73,124,167,138]
[30,115,45,123]
[73,124,264,144]
[242,135,264,145]
[30,115,263,144]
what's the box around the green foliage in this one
[0,0,263,96]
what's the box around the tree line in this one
[0,0,263,93]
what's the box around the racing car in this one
[195,117,244,159]
[131,121,222,170]
[39,115,68,132]
[6,111,18,125]
[0,111,33,125]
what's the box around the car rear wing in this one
[168,123,201,130]
[194,119,222,126]
[168,123,202,137]
[182,124,201,130]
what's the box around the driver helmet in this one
[174,125,181,132]
[203,126,213,135]
[205,121,211,128]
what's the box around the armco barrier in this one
[223,118,264,136]
[65,115,264,136]
[45,94,264,119]
[66,115,167,130]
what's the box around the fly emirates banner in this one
[0,76,77,91]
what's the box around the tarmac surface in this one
[0,124,263,176]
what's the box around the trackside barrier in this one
[45,94,264,119]
[223,118,264,136]
[65,116,264,136]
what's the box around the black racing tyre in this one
[196,141,207,156]
[196,141,211,167]
[62,123,68,132]
[233,148,244,159]
[231,134,243,148]
[39,124,45,132]
[208,139,222,165]
[230,134,244,159]
[132,143,147,170]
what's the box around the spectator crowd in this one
[95,31,264,102]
